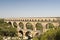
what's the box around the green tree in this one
[26,22,33,30]
[39,27,60,40]
[39,28,55,40]
[19,22,24,29]
[36,23,43,32]
[46,23,54,29]
[33,37,38,40]
[55,27,60,40]
[0,19,4,23]
[0,19,18,40]
[0,35,3,40]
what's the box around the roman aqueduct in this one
[4,17,60,39]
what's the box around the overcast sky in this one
[0,0,60,18]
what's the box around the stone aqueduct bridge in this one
[4,17,60,38]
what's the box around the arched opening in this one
[46,23,54,29]
[19,30,23,39]
[38,19,40,21]
[8,22,12,25]
[45,19,47,21]
[36,23,43,30]
[8,22,12,27]
[13,22,17,28]
[19,30,23,36]
[49,19,51,21]
[25,31,33,40]
[26,22,33,30]
[41,19,43,21]
[25,31,31,36]
[35,19,37,21]
[19,22,24,29]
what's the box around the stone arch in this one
[13,22,17,28]
[49,19,51,21]
[30,19,31,21]
[25,19,28,21]
[46,23,54,29]
[38,19,40,21]
[45,19,47,21]
[8,21,12,25]
[21,19,23,21]
[53,19,56,22]
[41,19,43,21]
[26,22,33,30]
[36,23,43,31]
[19,30,23,38]
[22,19,24,21]
[19,22,24,29]
[7,21,13,27]
[19,30,23,36]
[25,31,31,36]
[27,19,29,21]
[32,19,34,21]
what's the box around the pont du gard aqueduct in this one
[3,17,60,38]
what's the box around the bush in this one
[0,35,3,40]
[33,37,38,40]
[39,27,60,40]
[0,19,18,37]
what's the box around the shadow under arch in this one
[25,31,33,40]
[46,23,54,29]
[36,23,43,31]
[13,22,17,28]
[8,21,12,27]
[8,21,12,25]
[35,32,40,37]
[19,30,23,39]
[19,30,23,36]
[19,22,24,29]
[25,31,32,37]
[26,22,33,30]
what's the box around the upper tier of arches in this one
[4,17,59,22]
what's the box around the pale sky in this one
[0,0,60,18]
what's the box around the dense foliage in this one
[36,23,43,30]
[39,27,60,40]
[26,22,33,30]
[33,37,38,40]
[0,35,3,40]
[0,19,17,39]
[46,23,54,29]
